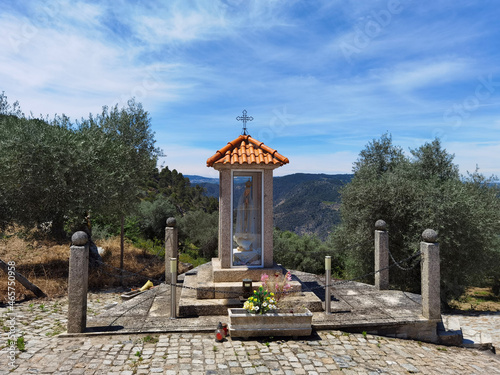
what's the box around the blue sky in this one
[1,0,499,178]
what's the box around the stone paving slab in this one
[85,279,429,342]
[443,311,500,350]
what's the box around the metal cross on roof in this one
[236,109,253,135]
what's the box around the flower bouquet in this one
[243,286,277,314]
[260,271,293,302]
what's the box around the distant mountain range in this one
[184,175,220,184]
[185,173,353,239]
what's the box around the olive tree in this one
[0,94,161,238]
[333,134,500,303]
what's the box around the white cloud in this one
[133,5,228,44]
[447,142,500,177]
[1,0,500,178]
[384,60,470,92]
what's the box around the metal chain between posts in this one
[95,259,247,297]
[93,251,422,297]
[317,251,422,291]
[95,251,425,326]
[388,248,421,271]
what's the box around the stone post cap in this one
[375,219,387,231]
[422,229,438,243]
[71,231,89,246]
[166,217,176,227]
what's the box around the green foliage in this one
[352,133,406,176]
[1,90,217,259]
[141,334,159,344]
[135,196,177,240]
[273,174,350,239]
[0,91,23,117]
[0,94,161,238]
[0,114,78,235]
[146,167,218,215]
[179,250,208,268]
[77,99,161,219]
[123,217,143,242]
[333,135,500,303]
[134,238,165,258]
[7,335,25,352]
[178,210,219,259]
[273,229,341,275]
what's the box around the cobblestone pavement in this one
[2,292,500,375]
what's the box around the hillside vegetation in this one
[273,174,351,239]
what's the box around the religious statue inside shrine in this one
[234,179,255,248]
[232,172,262,267]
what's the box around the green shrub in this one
[178,210,218,260]
[273,229,341,275]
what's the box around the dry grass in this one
[0,230,164,302]
[88,237,164,291]
[448,287,500,312]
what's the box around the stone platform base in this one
[196,260,302,299]
[178,262,323,317]
[211,258,283,282]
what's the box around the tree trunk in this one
[120,215,124,286]
[0,259,47,298]
[50,214,66,240]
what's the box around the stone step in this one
[179,267,323,316]
[212,258,284,282]
[198,280,303,299]
[440,316,494,351]
[437,319,463,346]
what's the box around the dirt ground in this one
[0,230,164,302]
[447,286,500,312]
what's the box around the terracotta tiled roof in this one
[207,135,289,168]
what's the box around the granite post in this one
[170,258,177,319]
[374,219,389,290]
[325,256,332,314]
[67,231,89,333]
[421,229,441,320]
[165,217,178,282]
